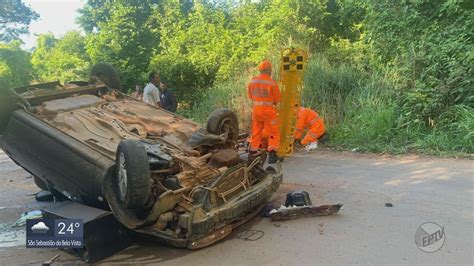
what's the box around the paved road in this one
[0,149,472,265]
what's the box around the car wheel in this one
[90,63,121,90]
[206,108,239,141]
[33,176,48,190]
[115,140,151,209]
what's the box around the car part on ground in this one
[11,210,43,228]
[285,190,312,207]
[269,203,343,221]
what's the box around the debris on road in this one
[385,203,393,207]
[318,222,325,235]
[261,203,276,217]
[269,190,342,221]
[11,210,42,228]
[269,204,343,221]
[284,190,312,207]
[42,253,60,266]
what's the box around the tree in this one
[31,31,91,83]
[294,0,365,50]
[83,0,159,91]
[77,0,113,33]
[0,40,33,87]
[30,33,56,80]
[0,0,39,42]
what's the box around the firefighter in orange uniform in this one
[294,107,326,150]
[248,60,281,163]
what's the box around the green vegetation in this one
[31,31,91,82]
[0,0,472,155]
[0,0,38,42]
[0,41,33,87]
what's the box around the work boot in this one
[268,150,282,164]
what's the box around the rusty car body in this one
[0,76,282,249]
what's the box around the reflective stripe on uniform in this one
[309,132,318,138]
[253,101,274,106]
[295,128,303,132]
[250,87,270,97]
[250,79,276,86]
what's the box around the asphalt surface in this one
[0,149,472,265]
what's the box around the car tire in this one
[33,176,48,190]
[206,108,239,141]
[115,140,151,209]
[90,63,121,90]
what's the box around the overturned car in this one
[0,65,282,249]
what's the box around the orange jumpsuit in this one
[248,73,281,151]
[294,107,325,145]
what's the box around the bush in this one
[419,105,474,154]
[149,54,216,105]
[330,75,399,152]
[179,67,252,131]
[302,56,362,127]
[364,0,474,128]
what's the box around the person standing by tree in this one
[159,81,177,113]
[247,60,281,164]
[143,72,161,107]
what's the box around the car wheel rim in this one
[118,152,128,202]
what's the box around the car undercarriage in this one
[0,77,283,249]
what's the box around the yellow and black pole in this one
[277,47,307,157]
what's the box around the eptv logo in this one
[415,222,445,253]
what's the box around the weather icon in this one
[31,221,49,233]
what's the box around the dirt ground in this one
[0,148,472,265]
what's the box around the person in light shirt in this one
[143,72,161,107]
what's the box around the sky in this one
[21,0,85,50]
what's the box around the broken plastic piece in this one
[11,210,42,228]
